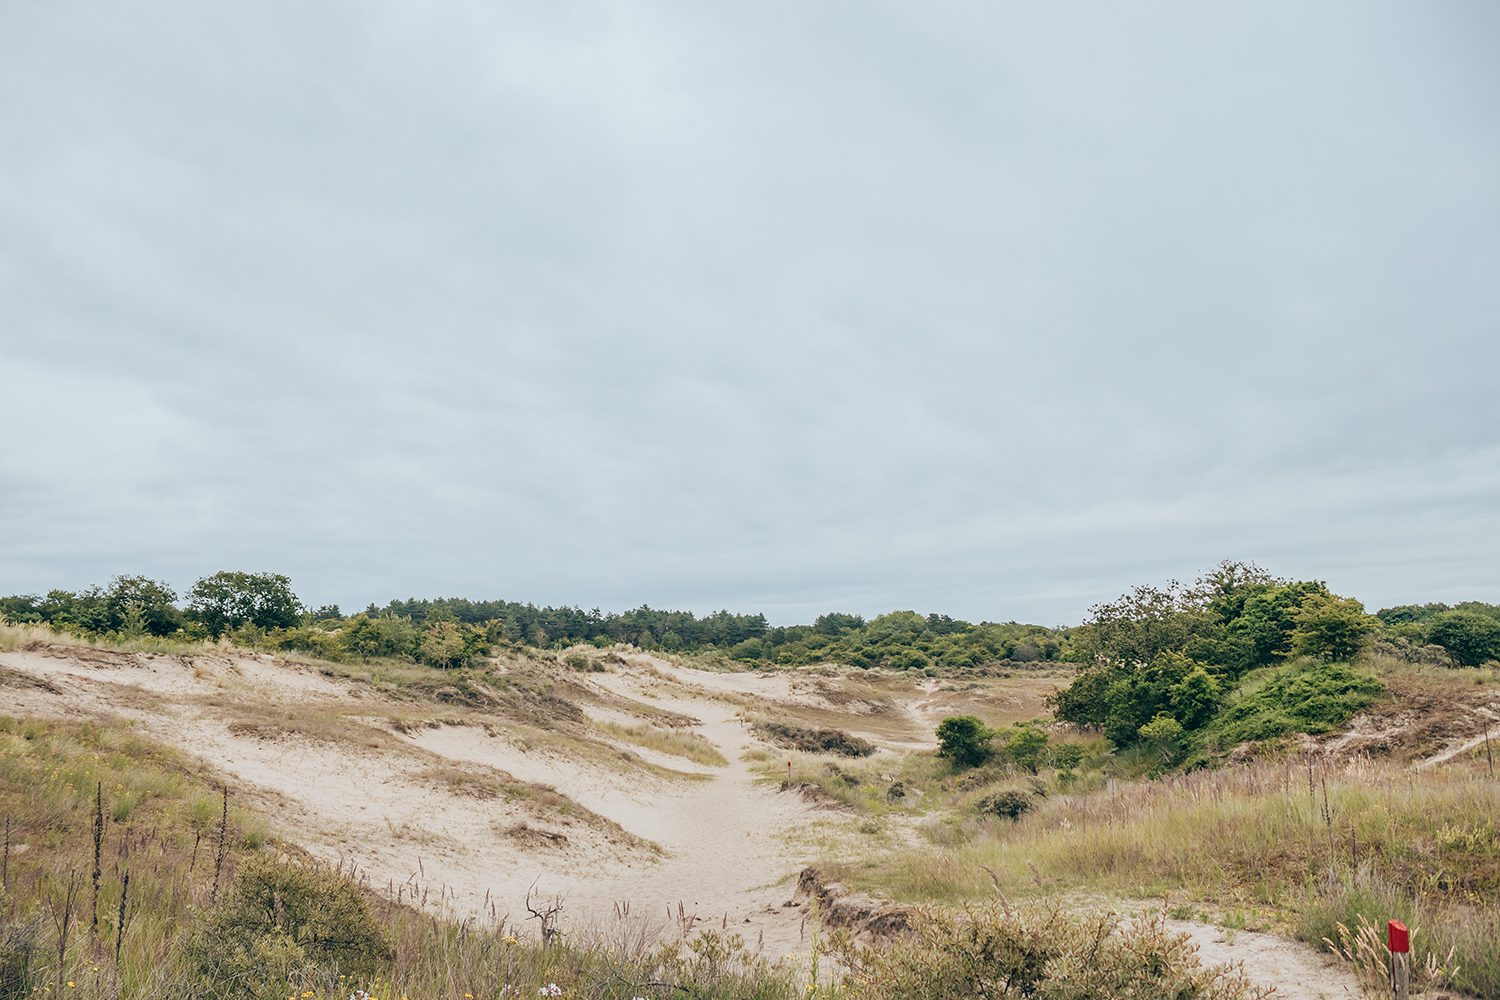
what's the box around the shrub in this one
[1049,742,1085,771]
[752,722,874,757]
[1002,724,1049,773]
[978,789,1034,820]
[836,903,1262,999]
[935,716,993,768]
[182,858,390,999]
[1291,594,1376,662]
[1138,713,1185,763]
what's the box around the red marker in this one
[1387,920,1409,954]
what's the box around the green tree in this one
[1291,594,1375,661]
[1230,581,1330,665]
[103,575,181,636]
[1074,583,1202,667]
[339,614,420,659]
[1167,665,1222,729]
[417,620,491,669]
[935,716,993,768]
[187,572,301,637]
[1427,611,1500,667]
[1049,742,1085,771]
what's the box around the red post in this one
[1388,920,1410,1000]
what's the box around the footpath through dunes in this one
[0,641,846,954]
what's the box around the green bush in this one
[182,858,390,999]
[935,716,993,768]
[1198,660,1383,751]
[1138,713,1185,763]
[1002,724,1049,773]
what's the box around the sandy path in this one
[1167,920,1359,999]
[1414,720,1498,771]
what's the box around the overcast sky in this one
[2,2,1498,625]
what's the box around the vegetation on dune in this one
[1051,563,1414,761]
[751,721,875,758]
[835,904,1268,1000]
[593,720,728,767]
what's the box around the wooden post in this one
[1388,920,1410,1000]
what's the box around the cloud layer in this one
[3,1,1498,623]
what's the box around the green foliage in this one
[1426,610,1500,667]
[1229,580,1330,668]
[187,572,301,637]
[183,858,390,999]
[1002,724,1050,774]
[416,619,491,669]
[1055,563,1389,757]
[1056,651,1209,748]
[1196,660,1384,752]
[1138,713,1185,762]
[1048,742,1085,771]
[1291,594,1375,662]
[935,716,993,768]
[339,614,420,659]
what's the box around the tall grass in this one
[851,757,1499,996]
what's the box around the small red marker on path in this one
[1387,920,1410,1000]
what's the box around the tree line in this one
[0,571,1067,670]
[3,564,1495,678]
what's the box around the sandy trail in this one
[1414,717,1498,770]
[1167,920,1359,999]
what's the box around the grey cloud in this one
[2,1,1497,623]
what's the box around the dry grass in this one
[592,720,727,767]
[836,757,1499,996]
